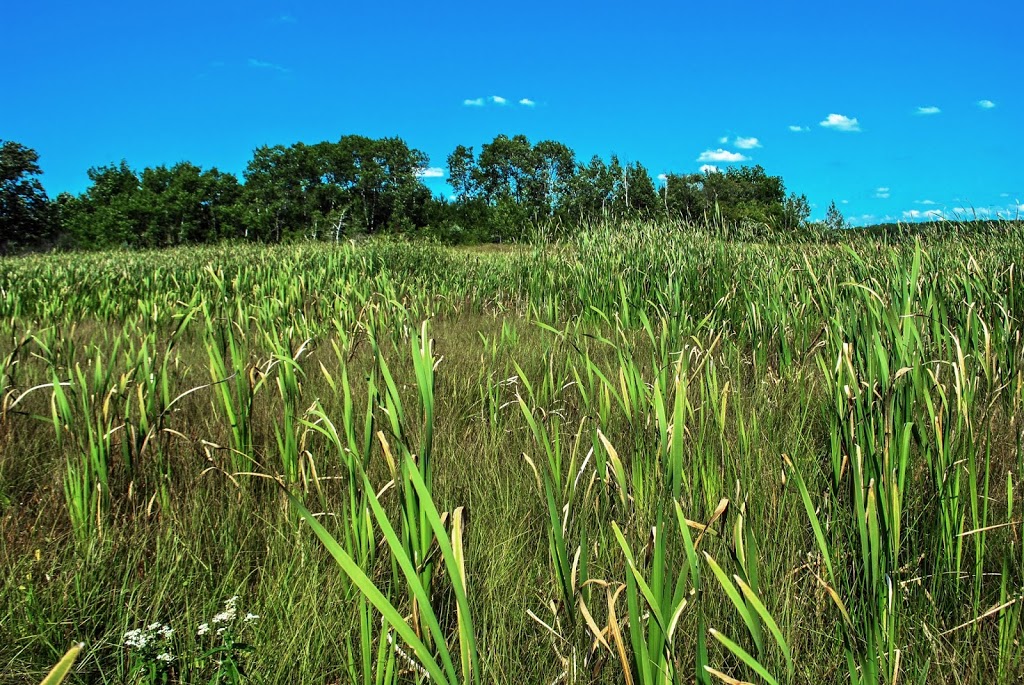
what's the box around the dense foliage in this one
[1,223,1023,683]
[0,141,54,253]
[1,136,812,250]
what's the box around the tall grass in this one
[0,221,1022,683]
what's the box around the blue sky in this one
[3,0,1021,224]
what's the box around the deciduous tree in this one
[0,140,53,252]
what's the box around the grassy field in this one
[1,223,1022,684]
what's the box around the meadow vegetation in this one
[1,221,1023,684]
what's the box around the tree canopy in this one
[0,140,54,253]
[2,134,819,251]
[662,165,809,233]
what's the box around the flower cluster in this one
[123,622,173,652]
[122,622,175,672]
[194,595,259,683]
[197,596,260,637]
[211,595,239,625]
[122,596,259,684]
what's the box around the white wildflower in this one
[212,609,235,623]
[217,626,227,635]
[147,622,161,631]
[156,652,173,662]
[197,623,210,636]
[212,596,239,623]
[123,628,149,649]
[159,625,174,639]
[243,612,260,623]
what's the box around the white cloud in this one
[1000,192,1010,197]
[916,106,941,115]
[788,125,809,132]
[819,113,861,132]
[978,99,996,109]
[874,187,891,199]
[699,164,720,174]
[903,209,944,220]
[415,167,445,179]
[841,199,849,204]
[656,173,668,182]
[915,199,937,205]
[248,58,289,73]
[519,98,535,106]
[718,135,729,144]
[734,136,762,149]
[952,206,992,217]
[697,149,748,163]
[279,14,297,23]
[490,95,507,105]
[463,97,485,106]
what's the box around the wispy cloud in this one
[978,99,996,109]
[819,113,861,132]
[915,199,937,205]
[733,136,761,150]
[699,164,721,174]
[656,173,668,183]
[788,125,809,132]
[697,149,748,163]
[874,187,891,199]
[718,135,729,144]
[519,98,536,106]
[415,167,445,179]
[464,95,512,106]
[916,106,941,115]
[279,14,297,23]
[248,58,289,73]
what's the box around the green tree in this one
[243,136,430,241]
[475,134,535,207]
[612,160,659,219]
[446,145,480,201]
[664,165,809,232]
[824,199,846,230]
[136,163,244,246]
[562,155,617,223]
[61,161,243,248]
[449,135,582,239]
[242,144,314,242]
[0,140,54,252]
[782,193,812,230]
[663,171,710,221]
[526,139,576,219]
[336,135,430,233]
[61,161,142,247]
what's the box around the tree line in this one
[1,135,813,253]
